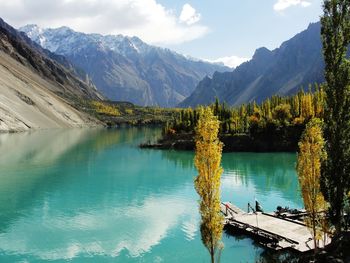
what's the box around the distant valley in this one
[18,22,337,110]
[0,17,343,133]
[20,25,229,107]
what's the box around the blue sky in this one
[0,0,323,67]
[161,0,322,61]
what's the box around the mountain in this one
[20,25,229,107]
[0,18,102,132]
[180,22,330,107]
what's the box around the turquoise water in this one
[0,128,302,262]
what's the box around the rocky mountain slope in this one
[20,25,229,107]
[180,22,329,107]
[0,18,102,132]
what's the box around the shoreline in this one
[140,132,301,153]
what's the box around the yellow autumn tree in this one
[300,93,315,120]
[91,101,120,116]
[194,107,224,263]
[297,118,327,250]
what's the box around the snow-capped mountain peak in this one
[18,24,152,57]
[19,24,46,46]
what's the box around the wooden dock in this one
[220,202,331,252]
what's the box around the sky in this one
[0,0,323,67]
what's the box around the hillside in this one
[180,22,329,107]
[0,18,102,132]
[20,25,229,107]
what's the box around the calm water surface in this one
[0,128,302,262]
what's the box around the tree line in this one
[165,85,325,137]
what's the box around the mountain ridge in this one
[20,24,230,107]
[179,22,328,107]
[1,19,103,101]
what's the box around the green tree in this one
[273,104,292,126]
[320,0,350,233]
[194,107,224,263]
[297,119,328,251]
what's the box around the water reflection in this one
[160,150,194,170]
[161,150,301,212]
[0,192,197,260]
[0,128,302,262]
[220,153,301,212]
[0,128,202,262]
[0,128,126,231]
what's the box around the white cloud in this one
[205,55,250,69]
[0,0,209,45]
[179,4,201,25]
[273,0,311,12]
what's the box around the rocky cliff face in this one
[0,18,102,132]
[1,19,103,101]
[20,25,229,107]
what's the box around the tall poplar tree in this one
[194,107,224,263]
[297,119,327,250]
[320,0,350,233]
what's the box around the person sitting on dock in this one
[248,202,255,213]
[255,200,263,212]
[248,200,264,213]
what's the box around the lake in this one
[0,128,302,262]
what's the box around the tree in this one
[194,107,224,263]
[214,97,220,116]
[300,93,315,120]
[297,119,327,250]
[320,0,350,233]
[291,95,300,117]
[273,104,292,126]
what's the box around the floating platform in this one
[220,202,331,252]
